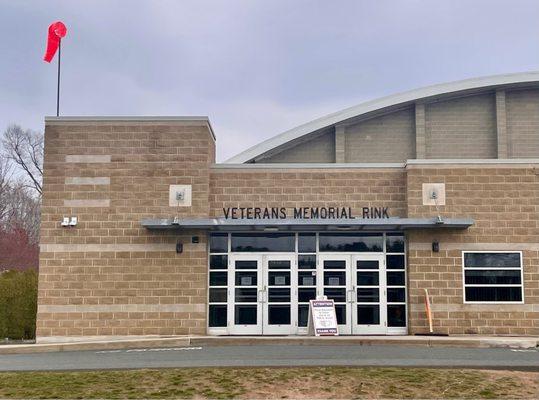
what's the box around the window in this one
[209,233,228,327]
[463,252,523,303]
[231,233,295,252]
[319,233,383,252]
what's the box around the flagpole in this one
[56,39,61,117]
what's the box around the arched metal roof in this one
[225,71,539,163]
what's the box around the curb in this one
[0,336,537,355]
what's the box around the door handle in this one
[258,290,265,303]
[347,289,355,303]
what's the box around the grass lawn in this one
[0,367,537,399]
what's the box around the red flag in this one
[43,21,67,63]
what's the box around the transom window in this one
[463,252,523,303]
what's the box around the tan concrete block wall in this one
[425,94,497,159]
[258,130,335,163]
[506,88,539,158]
[37,121,215,337]
[406,165,539,335]
[209,168,407,218]
[344,108,416,162]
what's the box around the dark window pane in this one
[357,260,379,269]
[209,288,227,303]
[298,233,316,253]
[357,272,379,286]
[386,255,405,269]
[357,305,380,324]
[210,255,228,270]
[324,260,346,269]
[210,233,228,253]
[298,271,316,286]
[235,260,257,269]
[464,253,521,268]
[387,288,406,303]
[386,234,405,252]
[357,288,379,302]
[465,287,522,302]
[465,270,521,285]
[387,305,406,327]
[324,288,346,302]
[268,288,290,302]
[319,233,383,252]
[298,288,317,302]
[209,305,227,327]
[235,305,257,324]
[268,305,290,325]
[324,271,346,286]
[210,271,227,286]
[387,271,405,286]
[235,271,257,286]
[269,272,290,286]
[298,255,316,269]
[231,233,295,252]
[335,304,346,324]
[298,305,309,327]
[235,288,257,302]
[268,260,291,270]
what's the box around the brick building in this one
[37,72,539,339]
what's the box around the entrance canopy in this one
[141,217,474,231]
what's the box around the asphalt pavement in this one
[0,344,538,371]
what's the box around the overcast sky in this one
[1,0,539,161]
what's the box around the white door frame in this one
[352,254,387,335]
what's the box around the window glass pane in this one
[268,305,290,325]
[298,288,316,302]
[465,287,522,302]
[268,260,291,270]
[324,260,346,269]
[209,271,227,286]
[324,271,346,286]
[357,260,379,269]
[268,288,290,302]
[319,233,383,252]
[387,271,405,286]
[298,233,316,253]
[231,233,295,252]
[298,255,316,269]
[210,233,228,253]
[357,288,379,302]
[209,305,227,327]
[386,234,405,252]
[324,288,346,302]
[298,305,309,327]
[387,288,406,303]
[357,305,380,325]
[335,304,346,324]
[464,253,521,268]
[235,260,257,269]
[268,272,290,286]
[387,305,406,327]
[235,288,257,302]
[386,255,405,269]
[465,270,521,285]
[357,272,379,286]
[235,305,257,324]
[209,288,227,303]
[298,272,316,286]
[235,271,257,286]
[210,255,228,270]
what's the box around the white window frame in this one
[462,251,524,304]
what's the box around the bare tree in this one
[0,155,13,221]
[2,125,43,195]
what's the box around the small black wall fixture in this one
[191,236,199,244]
[176,242,183,254]
[432,241,440,253]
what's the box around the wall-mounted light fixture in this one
[432,241,440,253]
[176,242,183,254]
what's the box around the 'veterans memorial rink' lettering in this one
[222,206,389,219]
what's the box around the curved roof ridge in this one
[225,71,539,163]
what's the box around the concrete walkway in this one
[0,335,537,354]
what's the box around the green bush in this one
[0,270,38,340]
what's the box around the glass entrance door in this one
[352,255,386,334]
